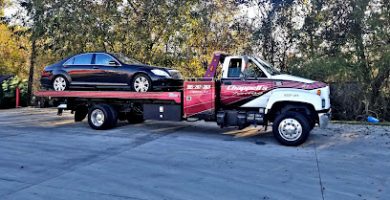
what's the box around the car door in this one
[93,53,128,85]
[64,53,94,84]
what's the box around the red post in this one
[16,87,20,108]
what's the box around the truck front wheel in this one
[272,111,310,146]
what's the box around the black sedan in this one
[40,52,183,92]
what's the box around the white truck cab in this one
[217,55,331,138]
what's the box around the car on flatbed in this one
[36,53,331,146]
[40,52,183,92]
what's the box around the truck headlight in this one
[151,69,171,78]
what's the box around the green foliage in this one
[19,0,250,76]
[250,0,390,120]
[2,76,27,97]
[0,24,31,77]
[289,55,347,82]
[0,0,7,18]
[0,76,28,108]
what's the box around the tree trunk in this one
[370,68,390,109]
[27,39,37,106]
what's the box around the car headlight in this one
[151,69,171,78]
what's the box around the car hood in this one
[131,64,171,71]
[270,74,315,83]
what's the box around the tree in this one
[0,0,6,18]
[0,24,30,77]
[17,0,251,78]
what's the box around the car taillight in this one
[41,71,51,77]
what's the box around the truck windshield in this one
[253,57,280,75]
[113,53,142,65]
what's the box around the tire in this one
[107,105,118,127]
[88,104,117,130]
[52,75,69,91]
[308,118,316,130]
[132,74,152,92]
[303,112,316,130]
[75,107,88,122]
[272,111,310,146]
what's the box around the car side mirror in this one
[108,60,119,66]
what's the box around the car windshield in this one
[112,53,142,65]
[253,57,280,75]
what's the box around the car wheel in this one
[272,111,310,146]
[132,74,151,92]
[52,76,68,91]
[88,104,117,130]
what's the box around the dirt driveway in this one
[0,108,389,200]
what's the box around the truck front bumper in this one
[318,110,331,129]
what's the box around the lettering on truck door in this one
[220,57,274,108]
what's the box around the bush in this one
[0,76,28,108]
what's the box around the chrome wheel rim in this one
[53,77,67,91]
[91,109,105,127]
[134,76,149,92]
[278,118,302,141]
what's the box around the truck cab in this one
[200,53,331,145]
[218,55,331,112]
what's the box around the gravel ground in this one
[0,107,389,200]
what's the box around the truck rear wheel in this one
[272,111,310,146]
[75,106,88,122]
[88,104,117,130]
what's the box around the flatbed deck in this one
[34,91,182,104]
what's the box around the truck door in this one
[220,57,272,108]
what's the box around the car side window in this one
[73,54,93,65]
[243,60,266,78]
[227,58,242,78]
[95,54,113,65]
[64,58,74,65]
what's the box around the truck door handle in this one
[93,66,99,69]
[224,81,232,85]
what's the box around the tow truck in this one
[35,53,331,146]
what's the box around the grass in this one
[331,120,390,126]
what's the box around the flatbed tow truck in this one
[35,53,331,146]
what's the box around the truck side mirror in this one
[240,72,247,80]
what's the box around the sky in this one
[3,0,18,17]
